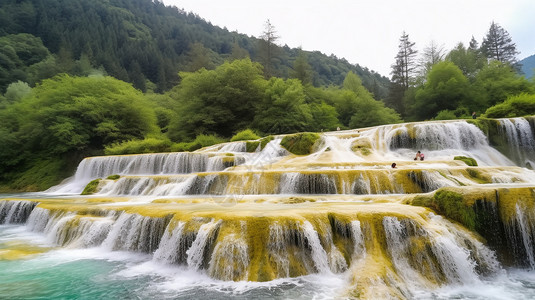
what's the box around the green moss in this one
[106,174,120,180]
[81,179,101,195]
[466,168,491,183]
[433,189,476,230]
[454,156,478,166]
[359,147,371,156]
[246,141,260,152]
[280,132,320,155]
[259,136,274,150]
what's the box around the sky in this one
[162,0,535,77]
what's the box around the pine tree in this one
[258,19,280,78]
[481,21,519,66]
[386,32,417,115]
[392,32,418,89]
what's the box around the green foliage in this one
[2,158,69,192]
[170,133,226,152]
[168,59,265,140]
[0,33,51,92]
[309,102,340,131]
[104,138,172,155]
[454,156,478,166]
[435,110,458,120]
[193,134,227,148]
[473,61,533,107]
[81,179,101,195]
[253,77,312,134]
[0,75,158,189]
[411,62,471,120]
[280,132,320,155]
[4,80,31,103]
[106,174,120,180]
[484,93,535,118]
[230,129,260,141]
[331,72,403,128]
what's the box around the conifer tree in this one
[258,19,280,78]
[481,21,519,66]
[386,32,417,115]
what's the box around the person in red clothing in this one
[414,151,425,161]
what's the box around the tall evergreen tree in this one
[258,19,280,78]
[386,32,417,115]
[481,21,519,66]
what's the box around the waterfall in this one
[153,221,186,264]
[4,117,535,299]
[362,120,516,166]
[186,219,221,270]
[0,200,37,224]
[497,117,535,168]
[102,213,169,253]
[48,152,247,194]
[514,204,535,268]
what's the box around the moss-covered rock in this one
[259,136,274,150]
[280,133,320,155]
[106,174,120,180]
[454,156,478,166]
[81,179,101,195]
[246,141,260,152]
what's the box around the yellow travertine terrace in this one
[1,117,535,299]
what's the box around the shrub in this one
[280,132,320,155]
[230,129,260,141]
[484,93,535,118]
[435,110,457,120]
[104,138,172,155]
[192,134,226,148]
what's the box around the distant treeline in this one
[0,0,389,97]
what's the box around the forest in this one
[0,0,534,191]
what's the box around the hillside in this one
[0,0,389,97]
[520,54,535,79]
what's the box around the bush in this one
[280,132,320,155]
[104,138,172,155]
[169,134,226,152]
[192,134,226,148]
[435,110,457,120]
[230,129,260,141]
[484,93,535,118]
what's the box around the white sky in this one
[162,0,535,77]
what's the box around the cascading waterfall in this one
[0,200,37,224]
[2,118,535,299]
[497,117,535,168]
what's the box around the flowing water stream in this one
[2,117,535,299]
